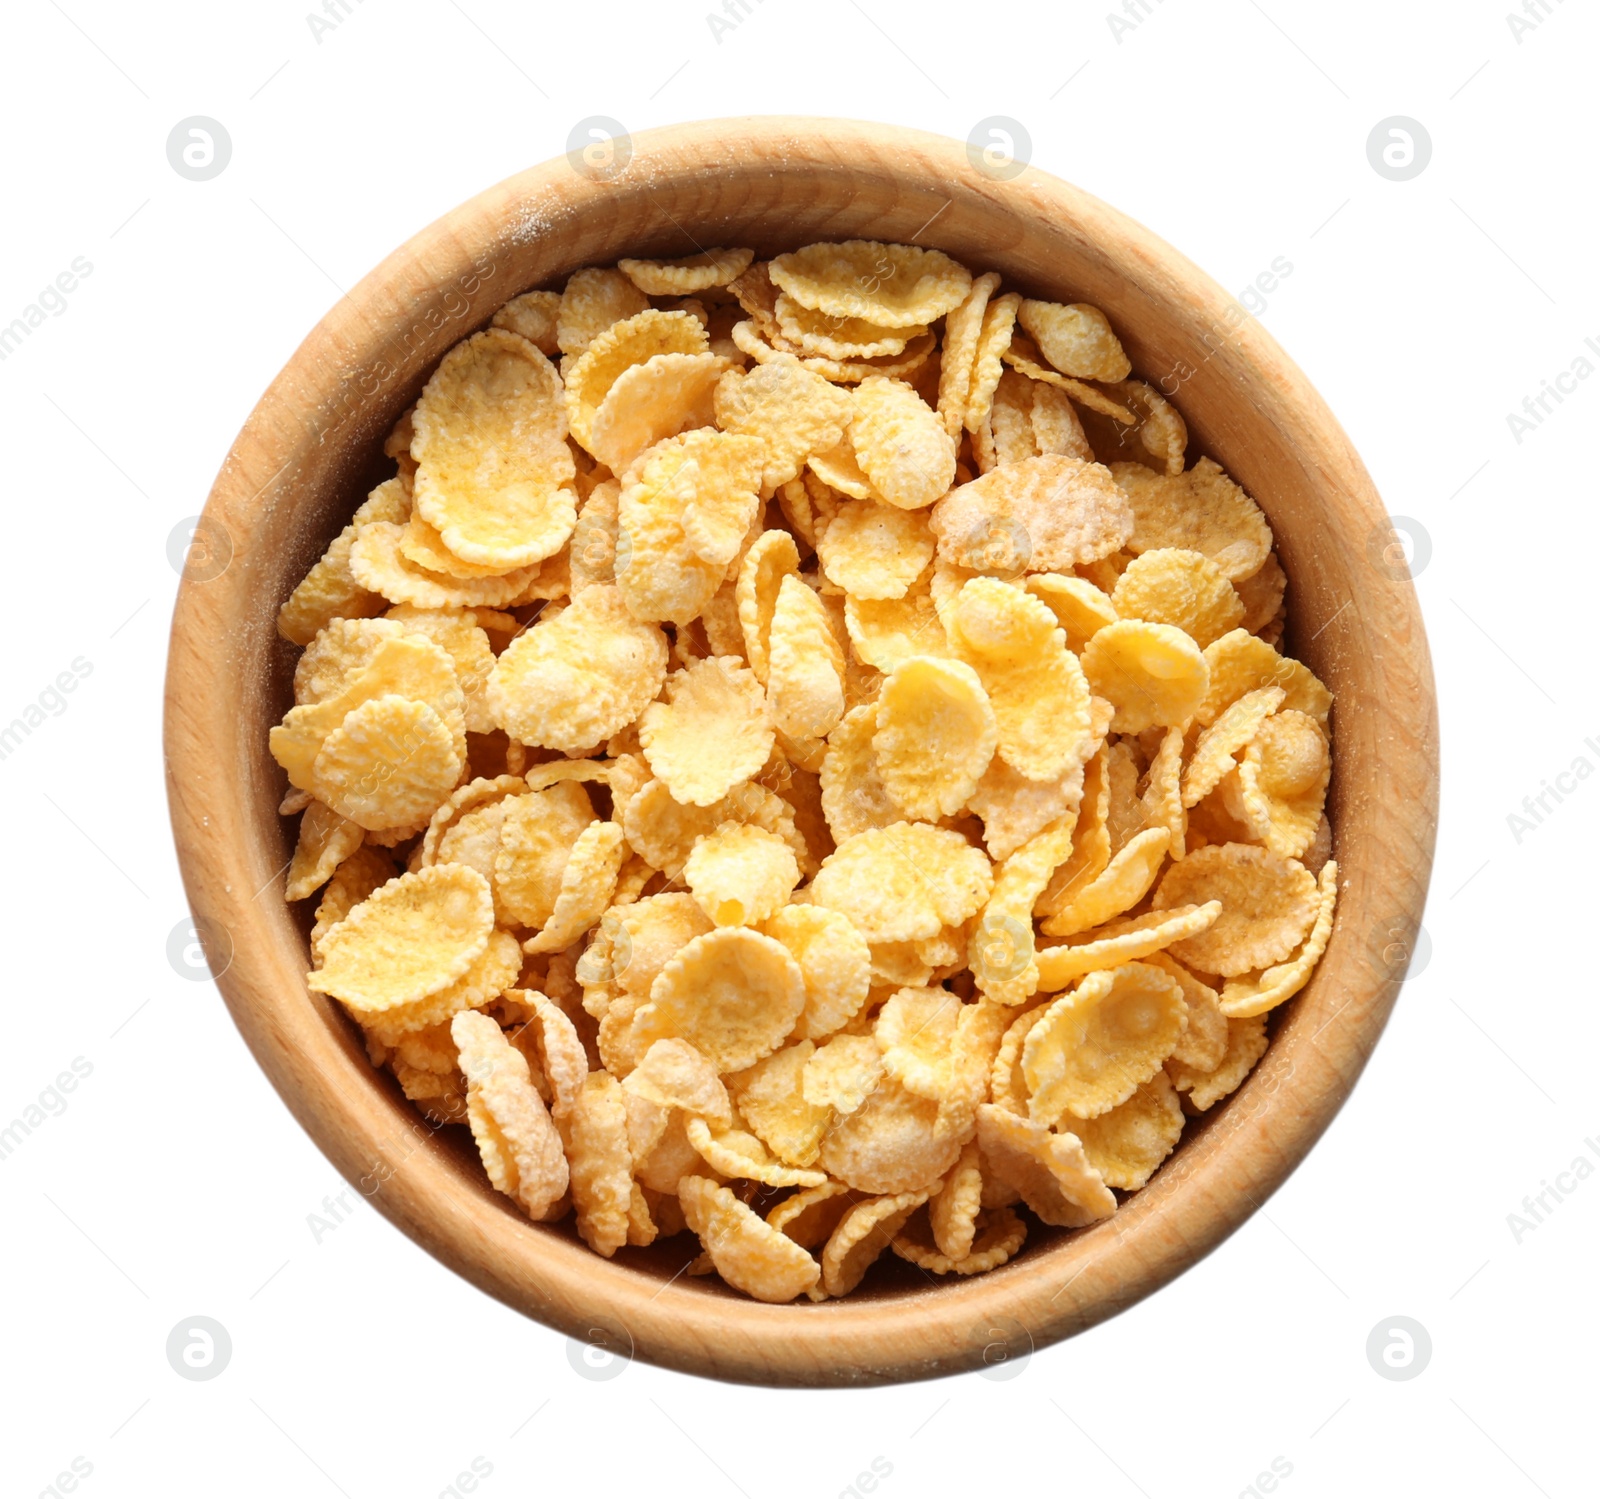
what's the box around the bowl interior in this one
[166,118,1437,1385]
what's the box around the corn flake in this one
[1153,842,1319,976]
[769,240,972,328]
[763,903,873,1040]
[1218,859,1338,1017]
[849,377,956,512]
[679,1175,821,1302]
[1081,619,1209,734]
[1167,1014,1268,1111]
[872,657,996,820]
[618,247,754,295]
[1057,1070,1184,1190]
[639,656,773,807]
[766,574,846,741]
[1022,961,1187,1122]
[1111,547,1246,648]
[821,1188,933,1297]
[488,584,667,752]
[1016,299,1131,382]
[1113,458,1272,582]
[976,1104,1116,1227]
[713,354,853,492]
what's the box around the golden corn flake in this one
[630,927,805,1072]
[1040,825,1170,937]
[713,354,853,492]
[763,903,872,1039]
[491,288,561,355]
[767,1180,856,1250]
[617,429,763,624]
[816,500,935,601]
[620,777,802,879]
[1199,628,1332,726]
[821,1188,933,1297]
[843,587,950,674]
[292,615,405,706]
[802,1031,882,1114]
[679,1175,821,1302]
[308,863,492,1010]
[1145,951,1229,1072]
[565,1070,634,1256]
[1218,859,1338,1018]
[398,513,511,581]
[1227,709,1330,859]
[894,1203,1027,1275]
[1113,458,1272,582]
[488,584,667,752]
[774,294,925,359]
[685,1116,826,1188]
[1153,842,1320,976]
[948,577,1093,782]
[766,574,846,741]
[639,655,773,807]
[1035,902,1220,989]
[875,985,962,1100]
[569,479,621,594]
[349,522,543,610]
[872,656,996,820]
[277,478,412,645]
[968,754,1087,863]
[312,694,463,832]
[1167,1014,1268,1111]
[1057,1070,1184,1191]
[727,1041,831,1166]
[411,329,576,569]
[353,926,522,1045]
[849,377,957,512]
[489,785,595,931]
[736,529,801,685]
[618,247,754,296]
[936,270,1001,438]
[1183,686,1285,807]
[556,267,651,357]
[926,1140,983,1260]
[1022,961,1187,1122]
[1016,299,1131,382]
[523,820,625,955]
[819,1073,962,1194]
[452,1010,569,1218]
[1081,619,1209,734]
[1111,547,1246,648]
[684,823,801,927]
[812,822,993,946]
[769,240,972,328]
[976,1104,1116,1228]
[272,630,464,794]
[963,291,1021,435]
[587,350,730,476]
[819,702,902,843]
[808,431,883,502]
[385,605,498,733]
[620,1037,731,1125]
[565,309,709,455]
[310,845,395,960]
[285,801,364,902]
[1235,553,1288,635]
[931,455,1133,575]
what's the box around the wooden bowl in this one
[164,117,1438,1386]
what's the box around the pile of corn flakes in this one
[271,240,1337,1302]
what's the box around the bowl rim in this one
[164,115,1439,1387]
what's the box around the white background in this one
[0,1,1592,1495]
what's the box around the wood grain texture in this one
[163,117,1439,1386]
